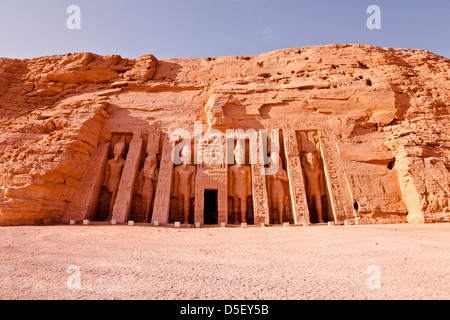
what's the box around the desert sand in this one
[1,222,449,300]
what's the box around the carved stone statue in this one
[302,152,325,223]
[267,153,289,224]
[172,145,196,224]
[136,154,158,222]
[102,137,126,221]
[229,141,252,223]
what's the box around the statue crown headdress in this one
[114,136,126,152]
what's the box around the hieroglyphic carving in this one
[194,188,204,224]
[283,129,310,224]
[62,142,110,222]
[318,129,355,223]
[111,134,144,223]
[250,131,270,225]
[218,189,227,222]
[151,136,174,224]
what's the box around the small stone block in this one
[153,221,159,226]
[284,222,290,228]
[220,222,226,228]
[303,222,309,227]
[83,219,89,225]
[328,221,335,226]
[195,222,201,228]
[128,221,134,226]
[111,220,117,225]
[241,223,247,228]
[261,223,266,228]
[175,221,181,228]
[69,220,76,225]
[345,220,351,226]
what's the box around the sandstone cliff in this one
[0,44,448,225]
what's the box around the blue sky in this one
[0,0,449,59]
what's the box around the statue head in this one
[145,153,157,166]
[234,140,245,166]
[304,152,318,169]
[180,145,191,165]
[113,137,126,158]
[147,144,159,155]
[146,134,160,154]
[271,152,283,171]
[270,152,282,166]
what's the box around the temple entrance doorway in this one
[204,190,218,225]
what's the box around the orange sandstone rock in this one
[0,44,448,226]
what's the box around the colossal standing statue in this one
[302,152,325,223]
[102,136,127,221]
[229,140,252,223]
[172,145,196,224]
[136,154,158,222]
[267,153,289,224]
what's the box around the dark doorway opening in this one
[204,190,218,225]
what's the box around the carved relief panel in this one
[151,135,176,224]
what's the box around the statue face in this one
[270,153,279,165]
[235,148,245,165]
[113,143,125,157]
[181,146,191,164]
[234,142,245,165]
[306,152,315,164]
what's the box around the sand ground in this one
[0,222,449,300]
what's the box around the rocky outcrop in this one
[0,44,448,225]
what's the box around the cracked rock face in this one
[0,44,449,225]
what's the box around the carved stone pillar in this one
[217,189,227,224]
[250,131,270,225]
[61,142,110,223]
[283,129,310,224]
[194,186,204,225]
[318,129,356,224]
[111,134,144,223]
[151,136,174,224]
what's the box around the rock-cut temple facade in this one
[0,44,449,226]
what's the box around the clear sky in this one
[0,0,449,60]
